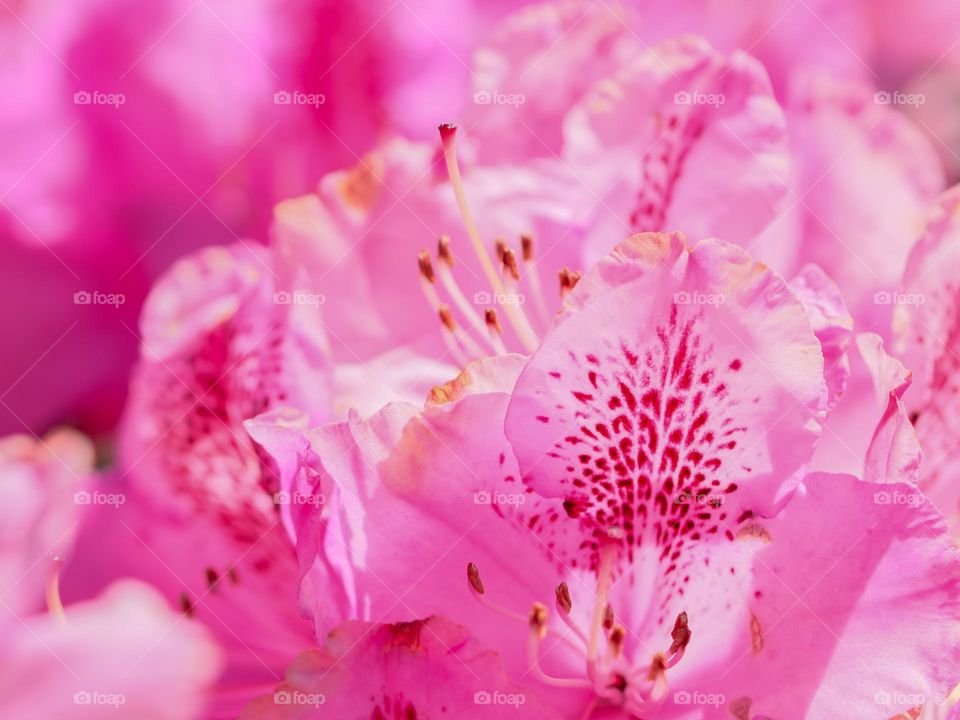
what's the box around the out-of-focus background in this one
[4,0,960,442]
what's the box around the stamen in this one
[438,305,471,367]
[485,309,508,355]
[495,238,508,264]
[520,233,551,329]
[418,250,443,310]
[588,542,618,665]
[418,250,436,284]
[555,581,589,648]
[559,268,582,299]
[603,604,615,632]
[527,602,594,690]
[608,624,626,658]
[467,562,484,594]
[437,234,454,266]
[665,611,691,669]
[438,124,538,352]
[205,567,219,592]
[466,564,585,658]
[520,234,534,263]
[46,555,67,624]
[502,249,521,281]
[466,562,527,624]
[529,601,548,640]
[645,655,669,703]
[500,248,540,343]
[435,240,496,351]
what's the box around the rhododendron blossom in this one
[252,231,960,718]
[5,1,960,719]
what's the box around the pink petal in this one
[0,580,221,720]
[564,36,790,265]
[699,473,960,719]
[273,138,587,361]
[114,242,330,710]
[0,429,94,616]
[332,348,459,418]
[464,1,640,162]
[790,263,854,412]
[239,617,555,719]
[857,333,922,485]
[302,355,585,680]
[506,233,826,575]
[895,185,960,530]
[781,73,944,328]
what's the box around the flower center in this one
[466,556,690,719]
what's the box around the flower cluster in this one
[6,2,960,719]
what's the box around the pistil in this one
[438,124,539,352]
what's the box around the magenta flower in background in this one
[0,0,520,437]
[6,1,960,718]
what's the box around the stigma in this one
[416,124,584,363]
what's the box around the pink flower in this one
[257,232,960,718]
[0,0,516,436]
[239,617,554,719]
[101,242,331,711]
[0,432,221,719]
[272,136,587,364]
[891,185,960,532]
[272,34,796,371]
[771,72,945,330]
[856,331,923,485]
[1,581,221,720]
[0,428,92,617]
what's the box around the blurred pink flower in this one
[0,432,221,719]
[0,0,520,436]
[0,428,92,617]
[891,185,960,533]
[1,581,222,720]
[240,617,555,719]
[110,242,329,714]
[771,72,945,330]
